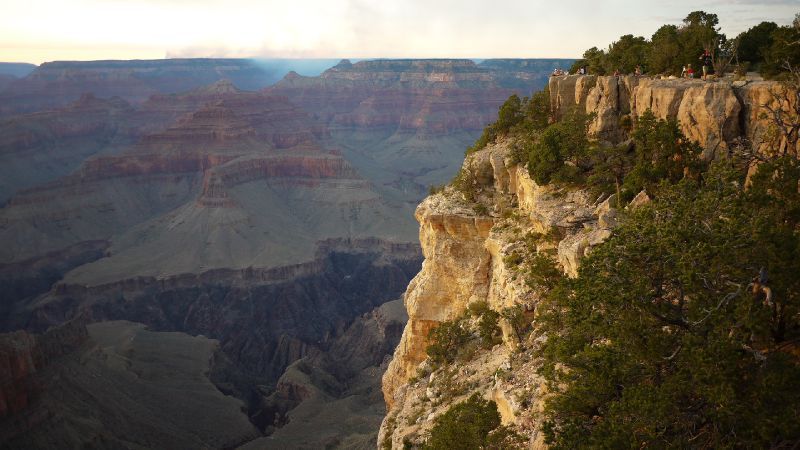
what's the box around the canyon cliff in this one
[379,75,795,448]
[269,59,567,206]
[0,58,576,447]
[0,320,262,449]
[0,59,280,116]
[549,74,798,157]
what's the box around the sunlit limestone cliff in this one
[379,74,797,448]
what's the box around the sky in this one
[0,0,797,64]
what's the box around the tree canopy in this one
[536,157,800,448]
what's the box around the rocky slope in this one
[0,316,88,419]
[0,320,260,449]
[241,299,408,449]
[379,76,794,448]
[0,94,137,203]
[379,139,616,448]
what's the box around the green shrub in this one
[468,302,502,348]
[501,305,531,342]
[467,95,524,153]
[527,128,564,185]
[525,253,563,293]
[502,251,523,268]
[536,159,800,448]
[623,110,703,198]
[472,203,489,215]
[468,88,551,158]
[451,168,477,202]
[586,143,635,200]
[527,111,591,186]
[426,319,470,366]
[486,425,527,449]
[423,394,502,450]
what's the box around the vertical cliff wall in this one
[550,74,798,158]
[380,141,621,447]
[380,76,797,448]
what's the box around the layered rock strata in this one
[0,58,277,116]
[269,59,551,206]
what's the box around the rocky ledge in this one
[550,74,798,158]
[379,140,643,447]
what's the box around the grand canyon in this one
[4,4,799,448]
[0,57,571,448]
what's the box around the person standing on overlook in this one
[699,49,713,80]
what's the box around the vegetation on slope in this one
[425,10,800,448]
[536,156,800,448]
[422,393,524,450]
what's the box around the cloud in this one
[1,0,798,63]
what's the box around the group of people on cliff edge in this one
[555,46,716,80]
[680,49,714,80]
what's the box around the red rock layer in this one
[0,94,134,155]
[0,317,88,418]
[269,59,515,135]
[0,331,38,418]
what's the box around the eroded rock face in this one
[0,94,137,202]
[0,89,415,284]
[380,142,623,446]
[0,316,88,419]
[269,59,516,135]
[633,79,741,158]
[243,299,408,449]
[550,75,797,157]
[0,331,38,418]
[382,196,495,409]
[0,321,259,449]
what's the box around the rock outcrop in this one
[0,316,88,418]
[0,321,260,449]
[380,141,621,447]
[549,74,799,158]
[381,74,797,448]
[0,331,38,418]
